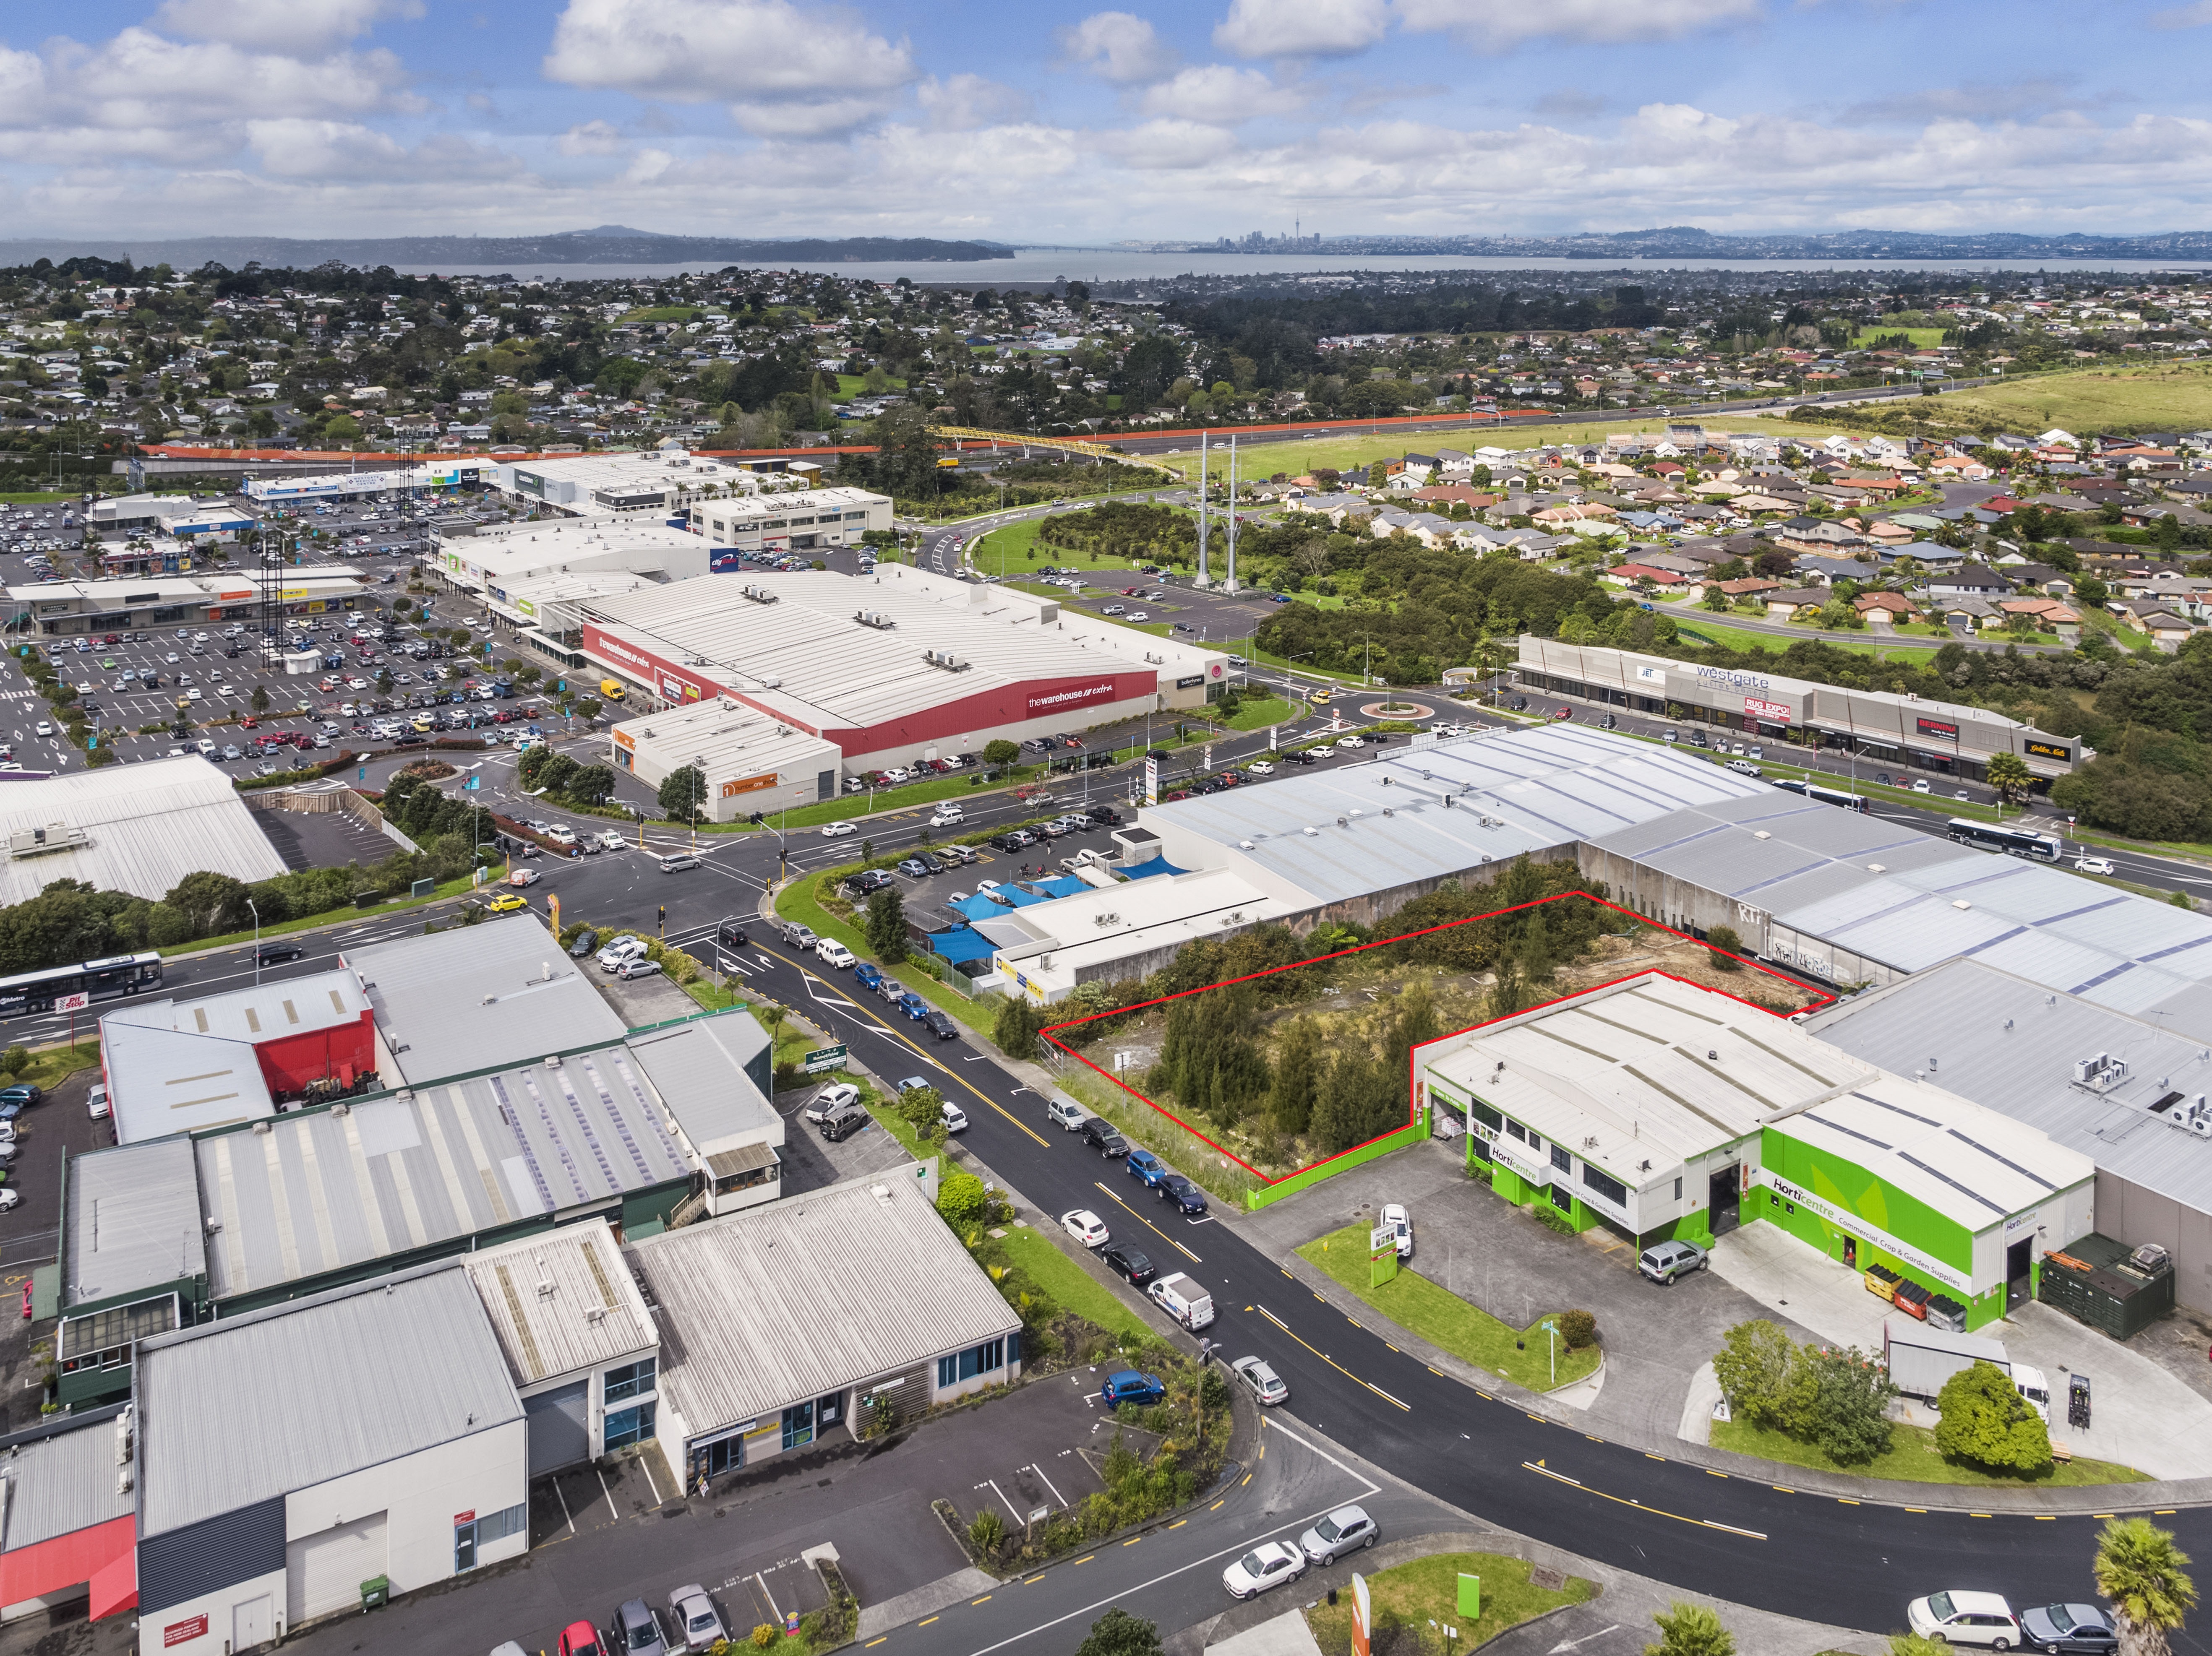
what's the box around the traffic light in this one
[749,812,764,826]
[657,905,666,938]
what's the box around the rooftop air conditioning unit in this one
[2073,1052,2128,1092]
[855,610,897,630]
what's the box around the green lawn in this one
[616,305,702,324]
[1674,618,1941,661]
[1304,1552,1594,1656]
[991,1224,1149,1345]
[1298,1224,1602,1393]
[1849,327,1948,349]
[1219,694,1295,732]
[1711,1418,2149,1487]
[833,372,905,400]
[0,491,83,504]
[6,1036,100,1090]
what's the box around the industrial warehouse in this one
[1416,973,2097,1330]
[589,565,1230,808]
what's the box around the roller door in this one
[527,1379,591,1474]
[285,1511,386,1627]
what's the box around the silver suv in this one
[780,921,818,948]
[1638,1239,1708,1286]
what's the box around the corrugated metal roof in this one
[99,1021,269,1144]
[0,755,287,905]
[197,1042,690,1301]
[1809,959,2212,1217]
[1589,792,2212,1037]
[628,1175,1017,1435]
[107,970,367,1046]
[461,1221,656,1390]
[65,1139,206,1308]
[136,1266,519,1537]
[626,1013,777,1154]
[1145,725,1771,906]
[0,1414,135,1551]
[344,916,626,1084]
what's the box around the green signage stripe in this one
[1671,1045,1781,1112]
[1620,1064,1741,1139]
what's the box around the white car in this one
[1061,1208,1109,1248]
[1298,1505,1377,1566]
[87,1083,110,1121]
[821,821,857,838]
[931,805,965,825]
[1246,760,1275,776]
[32,721,50,737]
[0,1188,18,1212]
[803,1083,861,1125]
[596,936,647,971]
[1337,735,1366,750]
[815,938,857,969]
[1910,778,1932,794]
[2075,856,2114,875]
[668,1585,727,1653]
[1906,1591,2021,1650]
[1222,1541,1305,1600]
[882,767,911,784]
[940,1100,969,1134]
[1381,1202,1414,1260]
[1125,611,1150,622]
[1231,1355,1289,1406]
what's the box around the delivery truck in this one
[1883,1318,2049,1423]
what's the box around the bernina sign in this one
[1027,681,1116,714]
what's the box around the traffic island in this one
[1300,1551,1594,1656]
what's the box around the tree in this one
[865,885,908,963]
[2094,1516,2196,1656]
[250,683,270,715]
[1934,1360,2051,1473]
[895,1083,946,1146]
[658,765,708,823]
[1711,1320,1799,1430]
[1985,751,2033,806]
[993,992,1044,1060]
[1268,1017,1318,1134]
[1646,1602,1733,1656]
[983,738,1020,766]
[1704,924,1744,972]
[1074,1609,1162,1656]
[163,871,251,939]
[1800,1345,1896,1463]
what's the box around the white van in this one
[657,851,699,873]
[1148,1273,1215,1331]
[544,825,577,847]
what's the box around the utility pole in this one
[1195,432,1210,588]
[1223,435,1239,594]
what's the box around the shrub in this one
[749,1625,775,1650]
[1935,1360,2050,1473]
[1559,1308,1597,1349]
[1532,1202,1577,1235]
[967,1509,1005,1557]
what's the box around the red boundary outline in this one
[1038,891,1839,1188]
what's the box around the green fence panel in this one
[1244,1108,1428,1211]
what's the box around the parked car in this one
[804,1083,861,1125]
[1100,1242,1156,1286]
[1126,1148,1169,1187]
[1246,760,1275,775]
[613,957,664,981]
[1907,1592,2021,1651]
[1157,1174,1208,1215]
[780,921,819,948]
[2018,1603,2116,1653]
[1100,1369,1163,1408]
[922,1009,960,1041]
[1222,1542,1306,1601]
[1062,1209,1110,1248]
[1381,1201,1414,1260]
[939,1099,969,1134]
[1047,1097,1085,1131]
[557,1622,608,1656]
[897,991,930,1020]
[597,936,646,971]
[853,961,884,992]
[816,938,857,969]
[86,1083,109,1121]
[1231,1356,1288,1406]
[1638,1239,1708,1286]
[668,1586,728,1654]
[1297,1504,1377,1565]
[819,1101,868,1141]
[1080,1118,1128,1158]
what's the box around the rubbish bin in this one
[360,1575,390,1613]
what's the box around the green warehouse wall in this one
[1755,1130,2007,1330]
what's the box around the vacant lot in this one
[1927,360,2212,435]
[1152,417,1805,485]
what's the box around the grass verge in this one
[1303,1552,1595,1656]
[991,1224,1150,1346]
[1052,1063,1265,1207]
[1299,1223,1602,1393]
[1711,1417,2149,1487]
[11,1038,101,1090]
[1219,695,1295,732]
[1675,618,1944,660]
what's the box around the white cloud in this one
[1058,11,1178,83]
[1213,0,1389,59]
[558,118,629,156]
[151,0,425,57]
[1394,0,1762,47]
[2150,0,2212,25]
[244,118,522,180]
[543,0,914,135]
[1106,117,1244,169]
[916,74,1033,132]
[1139,66,1306,122]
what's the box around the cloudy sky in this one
[3,0,2209,243]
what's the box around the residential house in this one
[1765,594,1829,622]
[1773,518,1868,556]
[2123,603,2196,651]
[1997,597,2080,630]
[1604,563,1696,593]
[1925,565,2013,598]
[1793,554,1879,586]
[1715,576,1783,602]
[1853,591,1920,624]
[1409,485,1499,511]
[1925,454,1994,480]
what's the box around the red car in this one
[239,716,257,729]
[1552,706,1573,720]
[556,1622,605,1656]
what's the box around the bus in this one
[0,952,164,1018]
[1947,818,2062,862]
[1771,777,1870,813]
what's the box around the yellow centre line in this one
[1090,1180,1201,1263]
[919,1617,939,1627]
[1168,1519,1187,1529]
[1124,1536,1142,1546]
[1074,1555,1095,1565]
[1255,1304,1410,1411]
[1522,1461,1766,1541]
[972,1595,992,1605]
[865,1639,887,1648]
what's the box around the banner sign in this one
[1915,716,1959,739]
[1744,697,1792,724]
[1755,1168,1970,1292]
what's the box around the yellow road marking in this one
[972,1596,992,1605]
[1210,1500,1225,1511]
[1169,1519,1187,1530]
[1522,1461,1766,1540]
[1256,1304,1410,1411]
[865,1640,887,1648]
[1124,1536,1142,1546]
[1090,1181,1202,1263]
[919,1618,939,1627]
[1837,1498,1858,1505]
[1241,1472,1252,1486]
[1075,1555,1095,1565]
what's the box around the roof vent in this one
[252,1120,272,1135]
[1867,863,1886,873]
[1337,816,1349,828]
[1304,826,1319,836]
[1951,898,1972,911]
[1239,840,1254,849]
[545,1054,563,1068]
[1753,830,1770,840]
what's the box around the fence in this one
[1243,1105,1431,1212]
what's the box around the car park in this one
[1638,1239,1708,1285]
[1100,1369,1163,1408]
[1062,1208,1110,1247]
[597,936,647,970]
[1231,1356,1289,1406]
[804,1083,861,1125]
[818,1101,868,1141]
[1222,1542,1305,1601]
[1907,1591,2022,1650]
[616,1597,670,1656]
[558,1622,608,1656]
[86,1083,110,1121]
[668,1586,728,1653]
[1297,1504,1377,1565]
[569,928,599,958]
[1080,1117,1128,1157]
[1246,760,1275,775]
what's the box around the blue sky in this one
[3,0,2210,242]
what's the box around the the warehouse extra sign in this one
[1027,680,1116,714]
[1756,1170,1970,1292]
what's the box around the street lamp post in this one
[247,899,260,986]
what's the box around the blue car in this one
[1157,1173,1208,1215]
[853,961,884,992]
[1100,1370,1164,1409]
[898,992,930,1020]
[1126,1148,1168,1187]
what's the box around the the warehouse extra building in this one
[586,565,1229,794]
[1516,637,2084,785]
[1416,973,2096,1329]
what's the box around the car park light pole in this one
[247,898,260,987]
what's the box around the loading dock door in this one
[286,1511,387,1627]
[527,1379,591,1474]
[1709,1166,1740,1236]
[2007,1238,2033,1309]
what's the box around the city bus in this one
[1946,818,2062,862]
[1771,777,1870,813]
[0,951,164,1018]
